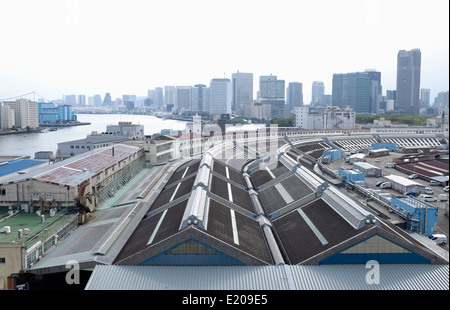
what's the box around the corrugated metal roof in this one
[0,144,141,187]
[85,264,449,290]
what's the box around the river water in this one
[0,114,188,158]
[0,114,265,158]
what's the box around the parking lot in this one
[326,151,449,249]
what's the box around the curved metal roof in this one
[85,264,449,290]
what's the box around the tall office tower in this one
[311,81,325,106]
[148,88,164,108]
[332,72,371,114]
[323,94,332,106]
[191,84,209,113]
[386,90,396,101]
[420,88,431,107]
[147,89,155,104]
[231,71,253,114]
[396,49,421,114]
[154,87,164,108]
[209,78,231,115]
[77,95,86,106]
[176,86,192,112]
[64,94,77,106]
[103,93,112,106]
[93,94,102,106]
[259,75,285,99]
[287,82,303,111]
[122,95,136,109]
[164,86,177,109]
[259,75,286,118]
[365,69,382,113]
[433,91,449,110]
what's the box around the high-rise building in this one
[311,81,325,106]
[420,88,431,107]
[433,91,449,110]
[232,72,253,114]
[176,86,192,112]
[164,86,177,109]
[154,87,164,108]
[78,95,86,106]
[287,82,303,111]
[64,94,76,106]
[191,84,209,113]
[259,75,284,99]
[365,69,382,113]
[2,98,39,129]
[103,93,112,106]
[396,49,421,114]
[332,72,371,114]
[1,105,15,130]
[209,78,231,115]
[259,75,286,118]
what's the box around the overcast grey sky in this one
[1,0,448,105]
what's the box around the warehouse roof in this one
[384,174,424,187]
[0,158,46,177]
[0,144,141,187]
[85,264,449,290]
[353,162,381,169]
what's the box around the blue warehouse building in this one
[38,102,76,124]
[391,196,438,236]
[323,149,342,161]
[338,168,365,185]
[372,142,397,152]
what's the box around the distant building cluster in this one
[0,98,76,130]
[76,49,446,123]
[1,48,449,132]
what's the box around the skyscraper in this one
[231,71,253,114]
[154,87,164,108]
[332,72,371,114]
[311,81,325,106]
[176,86,192,112]
[365,69,382,113]
[103,93,112,106]
[259,75,286,118]
[287,82,303,111]
[209,78,231,115]
[420,88,431,107]
[164,86,177,110]
[191,84,209,113]
[78,94,86,106]
[64,94,76,106]
[396,49,421,114]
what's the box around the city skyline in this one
[0,0,448,105]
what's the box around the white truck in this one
[438,194,448,202]
[430,234,447,245]
[380,182,392,189]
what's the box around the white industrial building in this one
[383,174,425,194]
[353,162,382,177]
[295,106,355,130]
[57,122,144,158]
